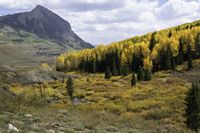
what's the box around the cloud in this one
[61,0,124,12]
[0,0,200,45]
[0,0,124,11]
[155,0,199,19]
[139,11,156,22]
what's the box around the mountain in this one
[0,5,93,50]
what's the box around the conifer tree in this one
[171,58,176,70]
[178,37,184,65]
[131,72,137,86]
[149,32,156,51]
[195,32,200,58]
[67,77,74,100]
[122,65,129,76]
[185,83,200,131]
[118,66,122,76]
[168,30,173,38]
[144,69,152,81]
[137,66,144,81]
[105,66,112,80]
[187,45,193,70]
[92,60,96,73]
[165,46,172,70]
[111,58,117,76]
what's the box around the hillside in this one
[0,59,199,132]
[0,22,66,57]
[56,19,200,75]
[0,5,94,70]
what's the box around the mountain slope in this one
[56,19,200,73]
[0,5,93,50]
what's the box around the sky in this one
[0,0,200,45]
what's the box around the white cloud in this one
[155,0,199,19]
[0,0,200,45]
[0,0,42,9]
[139,11,156,22]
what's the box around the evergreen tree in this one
[67,77,74,100]
[111,58,117,76]
[178,51,184,65]
[171,58,176,70]
[132,54,138,72]
[118,66,122,76]
[187,45,193,70]
[168,30,173,38]
[149,32,157,51]
[115,50,122,75]
[131,72,137,86]
[92,60,96,73]
[178,37,184,65]
[195,32,200,58]
[144,69,152,81]
[137,66,144,81]
[105,66,112,80]
[122,65,129,76]
[165,45,172,70]
[185,83,200,131]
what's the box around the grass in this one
[1,60,200,132]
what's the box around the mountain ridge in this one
[0,5,93,50]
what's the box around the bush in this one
[104,102,126,115]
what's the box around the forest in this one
[56,20,200,78]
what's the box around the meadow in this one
[1,60,199,132]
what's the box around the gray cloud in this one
[60,0,124,12]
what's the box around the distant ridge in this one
[0,5,93,50]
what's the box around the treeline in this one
[56,20,200,76]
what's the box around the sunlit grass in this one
[8,60,200,132]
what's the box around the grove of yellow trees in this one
[56,20,200,75]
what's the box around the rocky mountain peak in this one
[0,5,93,49]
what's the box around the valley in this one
[0,3,200,133]
[0,59,199,132]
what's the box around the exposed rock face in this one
[0,5,93,49]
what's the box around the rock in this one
[48,130,55,133]
[0,65,15,72]
[7,124,19,132]
[51,123,62,128]
[72,97,81,105]
[25,114,33,118]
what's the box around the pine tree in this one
[171,58,176,70]
[187,45,193,70]
[105,66,112,80]
[144,69,152,81]
[168,30,173,38]
[165,46,172,70]
[178,37,184,65]
[115,50,122,75]
[92,60,96,73]
[149,32,156,51]
[111,58,117,76]
[131,72,137,86]
[185,83,200,131]
[195,32,200,58]
[67,77,74,100]
[137,66,144,81]
[122,65,129,76]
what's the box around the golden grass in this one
[9,60,200,132]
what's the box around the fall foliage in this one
[56,20,200,75]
